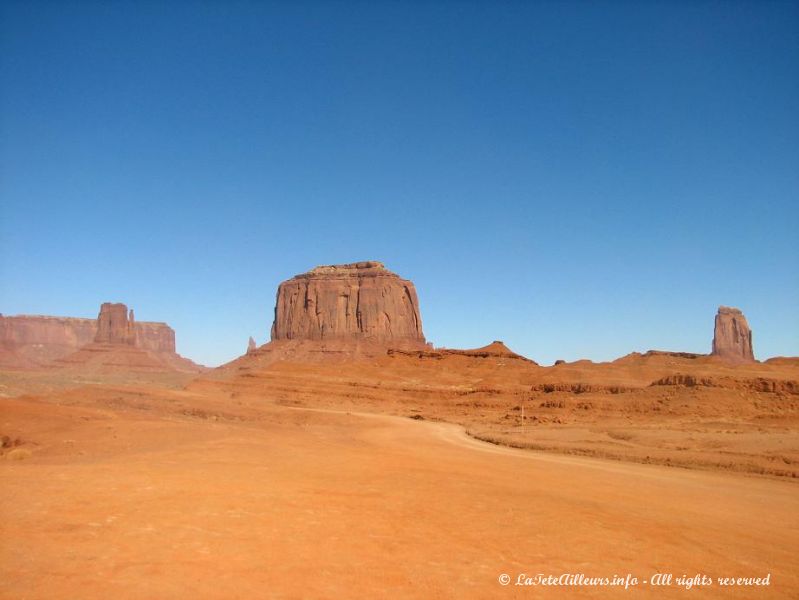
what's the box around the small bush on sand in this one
[5,448,32,461]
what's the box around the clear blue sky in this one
[1,1,797,366]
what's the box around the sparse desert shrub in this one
[533,383,635,394]
[540,399,565,409]
[5,448,32,461]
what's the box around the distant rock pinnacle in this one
[712,306,754,362]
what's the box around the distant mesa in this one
[388,340,538,364]
[0,302,203,372]
[271,261,426,346]
[712,306,754,362]
[764,356,799,367]
[627,351,703,360]
[0,313,96,367]
[613,308,756,365]
[0,281,778,373]
[446,340,535,363]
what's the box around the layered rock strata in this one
[712,306,754,362]
[95,303,135,345]
[1,304,183,366]
[271,261,425,346]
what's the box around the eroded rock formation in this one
[0,315,97,365]
[247,337,257,354]
[95,303,135,345]
[387,340,537,364]
[271,261,425,345]
[712,306,754,362]
[1,304,185,367]
[135,321,176,353]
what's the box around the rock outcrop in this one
[58,302,203,373]
[388,340,537,364]
[712,306,754,362]
[247,337,257,354]
[0,303,196,369]
[134,321,176,353]
[0,315,97,366]
[271,261,425,346]
[95,303,136,345]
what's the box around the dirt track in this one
[2,393,796,599]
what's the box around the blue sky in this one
[1,1,797,366]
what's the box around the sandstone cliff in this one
[271,261,425,346]
[95,303,135,345]
[712,306,755,362]
[59,299,203,373]
[1,304,194,369]
[135,321,176,353]
[0,315,96,366]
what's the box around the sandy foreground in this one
[1,387,797,599]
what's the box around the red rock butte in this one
[95,302,136,345]
[271,261,425,346]
[0,302,201,372]
[712,306,754,362]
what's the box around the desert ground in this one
[2,344,798,599]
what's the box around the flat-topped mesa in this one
[0,303,200,370]
[135,321,176,354]
[92,302,176,351]
[712,306,755,362]
[271,261,425,345]
[95,302,135,345]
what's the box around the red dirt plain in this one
[1,342,798,598]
